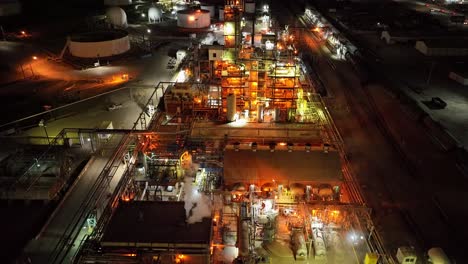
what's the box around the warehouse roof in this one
[223,150,342,185]
[101,201,211,246]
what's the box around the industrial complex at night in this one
[1,0,468,263]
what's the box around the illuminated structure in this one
[214,1,306,123]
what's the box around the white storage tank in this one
[177,9,210,29]
[106,7,128,28]
[104,0,132,6]
[148,6,162,23]
[219,7,224,21]
[227,93,236,122]
[201,4,215,18]
[69,30,130,58]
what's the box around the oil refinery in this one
[66,1,383,263]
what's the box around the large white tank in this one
[0,0,21,16]
[69,30,130,58]
[148,6,162,23]
[227,93,236,122]
[200,4,215,18]
[219,7,224,21]
[106,7,128,28]
[177,9,210,29]
[104,0,132,6]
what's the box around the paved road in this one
[22,134,124,263]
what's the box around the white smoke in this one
[183,175,212,224]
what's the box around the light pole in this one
[39,119,50,145]
[30,55,37,77]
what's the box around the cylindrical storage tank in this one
[428,248,451,264]
[69,30,130,58]
[219,7,224,21]
[200,4,215,18]
[106,7,128,28]
[227,93,236,122]
[177,9,210,28]
[0,0,21,16]
[245,2,255,14]
[148,7,162,22]
[104,0,132,5]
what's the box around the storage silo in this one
[177,9,210,29]
[227,93,236,122]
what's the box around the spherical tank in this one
[200,4,215,18]
[148,7,162,22]
[106,7,128,28]
[69,30,130,58]
[104,0,132,6]
[177,9,210,29]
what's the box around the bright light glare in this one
[147,29,151,33]
[224,22,235,35]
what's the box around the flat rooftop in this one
[101,201,212,247]
[223,149,342,185]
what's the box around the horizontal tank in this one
[177,9,210,28]
[69,30,130,58]
[291,230,307,259]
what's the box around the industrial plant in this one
[44,1,383,264]
[1,0,465,263]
